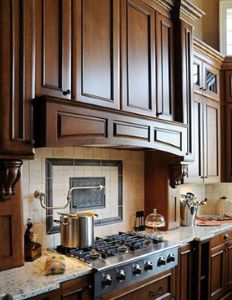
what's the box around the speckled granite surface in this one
[0,251,92,300]
[161,223,232,243]
[1,224,232,300]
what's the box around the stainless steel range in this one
[57,232,179,299]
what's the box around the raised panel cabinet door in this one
[72,0,120,109]
[121,0,156,116]
[204,99,220,183]
[210,244,226,300]
[177,244,193,300]
[0,0,34,158]
[185,94,204,183]
[35,0,71,99]
[222,104,232,181]
[225,240,232,292]
[156,12,174,120]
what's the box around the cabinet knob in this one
[224,234,229,239]
[27,138,35,145]
[62,89,71,96]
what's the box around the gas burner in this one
[89,250,101,260]
[117,245,129,254]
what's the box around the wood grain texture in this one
[0,0,34,158]
[35,0,71,99]
[176,243,193,300]
[0,180,24,271]
[121,0,156,116]
[156,12,174,120]
[33,96,187,156]
[73,0,120,109]
[144,151,181,231]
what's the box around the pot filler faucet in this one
[34,185,105,210]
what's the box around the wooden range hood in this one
[33,96,188,157]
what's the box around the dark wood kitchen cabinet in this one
[209,230,232,300]
[121,0,156,116]
[34,0,190,121]
[176,243,194,300]
[221,57,232,182]
[0,0,34,271]
[35,0,72,99]
[156,12,174,121]
[60,275,92,300]
[72,0,120,109]
[28,274,92,300]
[0,0,34,158]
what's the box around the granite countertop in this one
[161,222,232,244]
[0,251,92,300]
[1,223,232,300]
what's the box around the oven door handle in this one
[149,287,176,300]
[149,286,163,298]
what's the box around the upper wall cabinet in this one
[0,0,34,159]
[35,0,72,99]
[32,0,203,155]
[121,0,156,117]
[193,39,221,101]
[72,0,120,109]
[156,12,174,121]
[185,39,223,184]
[221,57,232,181]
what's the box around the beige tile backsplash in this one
[21,147,145,249]
[22,146,232,249]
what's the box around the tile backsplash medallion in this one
[22,147,144,249]
[22,146,232,250]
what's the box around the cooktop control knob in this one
[132,264,142,275]
[167,253,175,263]
[116,269,126,282]
[144,261,153,271]
[157,256,166,267]
[102,274,112,287]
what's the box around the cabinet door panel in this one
[35,0,71,99]
[0,0,34,157]
[156,13,174,120]
[73,0,120,109]
[177,244,193,300]
[210,244,225,300]
[121,0,156,116]
[223,104,232,181]
[185,95,203,183]
[226,241,232,291]
[204,100,220,183]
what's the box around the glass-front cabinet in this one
[193,56,220,101]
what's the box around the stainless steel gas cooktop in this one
[57,232,179,298]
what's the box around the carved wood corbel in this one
[0,160,22,201]
[169,164,188,188]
